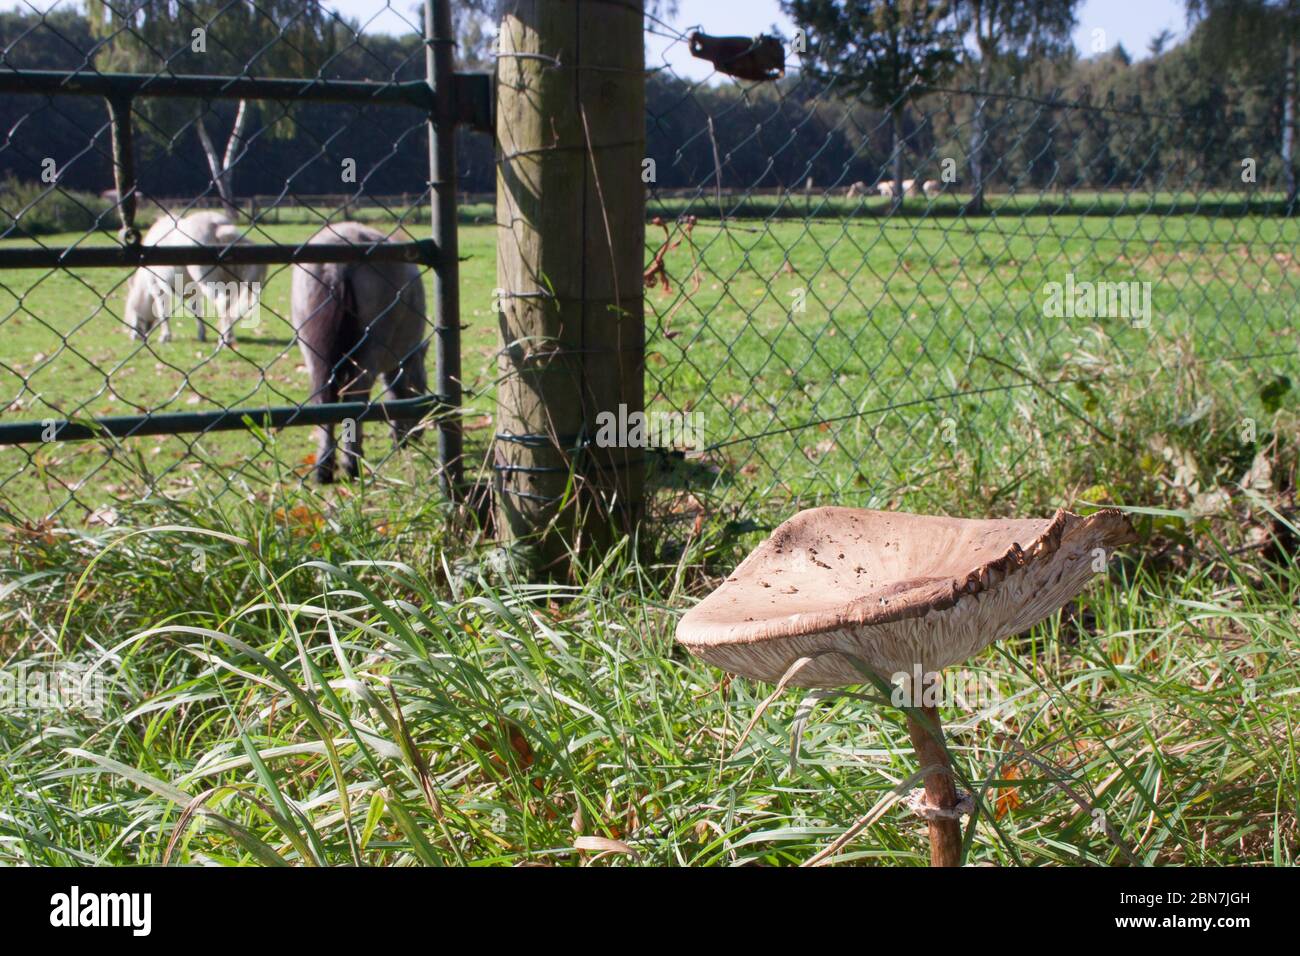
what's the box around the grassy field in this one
[3,204,1298,518]
[1,204,1298,865]
[0,220,500,518]
[1,484,1297,865]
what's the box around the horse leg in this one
[151,283,173,344]
[313,372,340,484]
[338,372,374,480]
[382,355,427,448]
[315,423,337,484]
[189,268,209,342]
[217,290,236,348]
[194,298,207,342]
[216,268,242,347]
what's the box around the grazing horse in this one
[290,222,429,483]
[124,210,265,346]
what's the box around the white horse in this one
[124,211,265,346]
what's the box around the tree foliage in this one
[781,0,962,106]
[0,5,1294,202]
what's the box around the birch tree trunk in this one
[1284,36,1297,207]
[892,106,906,213]
[970,60,988,215]
[196,99,249,215]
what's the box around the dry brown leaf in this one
[995,763,1023,819]
[574,836,636,857]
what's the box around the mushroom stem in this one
[905,705,963,867]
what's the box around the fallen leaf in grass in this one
[995,764,1023,819]
[86,507,119,527]
[471,718,534,774]
[273,503,324,536]
[3,518,57,546]
[574,836,636,857]
[803,439,836,461]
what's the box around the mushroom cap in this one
[675,507,1135,688]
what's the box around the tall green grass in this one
[2,453,1296,864]
[1,204,1297,865]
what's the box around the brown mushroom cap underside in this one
[676,507,1135,688]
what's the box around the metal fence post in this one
[428,0,464,497]
[494,0,647,573]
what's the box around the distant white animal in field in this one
[876,181,896,198]
[902,178,927,197]
[923,179,942,197]
[846,181,869,198]
[124,211,265,347]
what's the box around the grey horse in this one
[290,222,429,483]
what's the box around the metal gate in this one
[0,0,489,506]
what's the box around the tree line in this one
[0,1,1294,210]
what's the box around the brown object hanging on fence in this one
[688,32,785,81]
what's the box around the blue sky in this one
[326,0,1189,77]
[2,1,1190,74]
[650,0,1189,79]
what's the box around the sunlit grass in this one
[0,203,1297,866]
[1,466,1297,865]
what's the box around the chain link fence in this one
[640,15,1299,526]
[0,0,485,523]
[2,2,1297,530]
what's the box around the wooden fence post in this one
[494,0,646,574]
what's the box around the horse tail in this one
[328,269,363,399]
[299,266,362,404]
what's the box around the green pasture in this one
[1,205,1297,519]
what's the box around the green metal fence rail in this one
[0,239,441,271]
[1,395,441,445]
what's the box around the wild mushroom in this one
[676,506,1135,866]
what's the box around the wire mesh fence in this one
[0,0,484,522]
[640,14,1299,525]
[1,2,1297,532]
